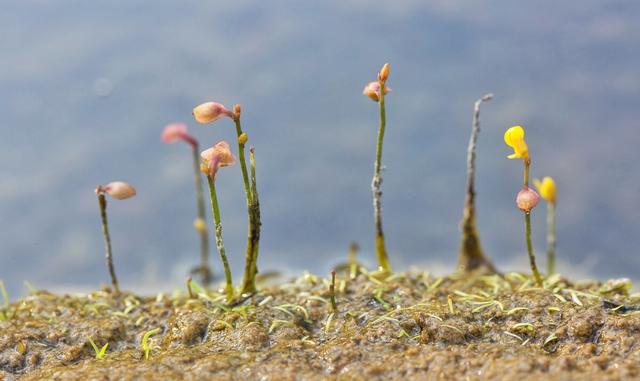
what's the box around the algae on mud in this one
[1,271,640,380]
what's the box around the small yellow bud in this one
[238,132,248,145]
[378,63,390,82]
[533,177,556,204]
[193,218,207,233]
[504,125,529,160]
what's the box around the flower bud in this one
[193,218,207,233]
[233,104,242,118]
[516,187,540,212]
[238,132,248,145]
[97,181,137,200]
[362,81,391,102]
[378,63,390,82]
[200,141,236,178]
[192,102,233,124]
[533,176,556,204]
[161,123,197,147]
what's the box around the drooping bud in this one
[238,132,248,145]
[161,123,197,147]
[96,181,137,200]
[378,63,390,82]
[200,141,236,178]
[516,187,540,212]
[192,102,234,124]
[233,104,242,118]
[362,81,392,102]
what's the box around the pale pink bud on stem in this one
[162,123,197,147]
[363,81,391,102]
[516,187,540,213]
[94,181,136,294]
[192,102,234,124]
[200,141,236,179]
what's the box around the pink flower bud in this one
[161,123,197,147]
[200,141,236,178]
[192,102,233,124]
[362,81,391,102]
[516,187,540,212]
[97,181,137,200]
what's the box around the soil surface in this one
[1,270,640,380]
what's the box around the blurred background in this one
[1,1,639,298]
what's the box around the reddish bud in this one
[516,187,540,212]
[161,123,197,147]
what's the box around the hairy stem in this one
[98,194,119,293]
[206,176,234,303]
[546,202,557,274]
[525,212,543,287]
[372,79,391,272]
[458,93,496,273]
[191,144,212,285]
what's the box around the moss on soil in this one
[1,270,640,380]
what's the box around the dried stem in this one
[372,79,392,272]
[191,144,212,285]
[97,194,119,293]
[458,93,496,273]
[206,175,234,303]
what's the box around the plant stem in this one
[247,148,262,288]
[546,202,557,274]
[191,144,212,285]
[525,212,543,287]
[330,270,337,312]
[234,117,262,295]
[523,158,530,187]
[371,79,391,272]
[97,194,119,293]
[458,94,496,273]
[206,175,234,303]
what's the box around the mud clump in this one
[1,272,640,380]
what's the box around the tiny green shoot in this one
[141,328,161,360]
[88,338,109,360]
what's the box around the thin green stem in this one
[191,145,212,285]
[524,212,543,287]
[98,194,119,293]
[372,79,391,272]
[547,202,557,274]
[206,176,234,303]
[233,118,252,205]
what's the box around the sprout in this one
[201,141,236,303]
[365,63,393,273]
[534,177,558,274]
[87,338,108,360]
[503,126,542,286]
[162,122,212,285]
[141,328,161,360]
[95,181,136,293]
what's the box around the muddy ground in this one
[1,270,639,380]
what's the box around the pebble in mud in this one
[166,311,210,346]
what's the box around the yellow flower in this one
[533,176,556,204]
[504,125,529,160]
